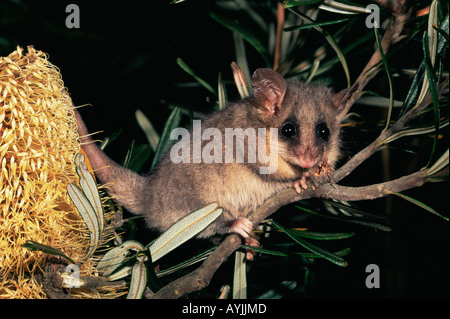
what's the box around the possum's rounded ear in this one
[331,83,359,113]
[251,68,286,115]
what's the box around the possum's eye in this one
[281,122,297,138]
[317,122,330,141]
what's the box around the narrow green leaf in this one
[304,268,313,297]
[143,249,164,294]
[374,25,394,132]
[422,30,441,167]
[436,13,449,53]
[284,18,350,31]
[148,203,223,262]
[271,221,348,267]
[432,24,450,43]
[126,144,152,173]
[241,245,288,257]
[135,109,160,151]
[244,243,351,262]
[127,254,148,299]
[233,32,251,86]
[122,139,135,169]
[345,220,392,231]
[292,234,348,267]
[387,191,448,221]
[283,0,324,8]
[400,10,447,118]
[99,129,122,150]
[410,1,439,114]
[67,183,99,260]
[292,247,352,259]
[295,205,392,231]
[151,107,182,169]
[233,251,247,299]
[287,229,355,240]
[156,247,215,277]
[22,240,76,265]
[218,72,227,110]
[323,200,388,220]
[177,58,217,95]
[74,153,105,233]
[399,64,425,118]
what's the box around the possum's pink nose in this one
[298,157,315,169]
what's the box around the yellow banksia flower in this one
[0,46,121,298]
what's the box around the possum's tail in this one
[73,107,147,214]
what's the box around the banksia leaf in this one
[233,251,247,299]
[148,203,223,262]
[127,254,148,299]
[74,153,105,234]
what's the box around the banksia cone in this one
[0,46,120,298]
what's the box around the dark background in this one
[1,0,448,299]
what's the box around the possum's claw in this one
[230,217,254,239]
[294,172,310,193]
[229,217,259,260]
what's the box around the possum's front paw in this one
[293,171,311,193]
[229,217,254,239]
[229,217,259,260]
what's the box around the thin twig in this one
[340,10,410,117]
[334,81,448,183]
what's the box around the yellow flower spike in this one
[0,46,121,299]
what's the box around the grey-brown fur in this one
[74,68,348,240]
